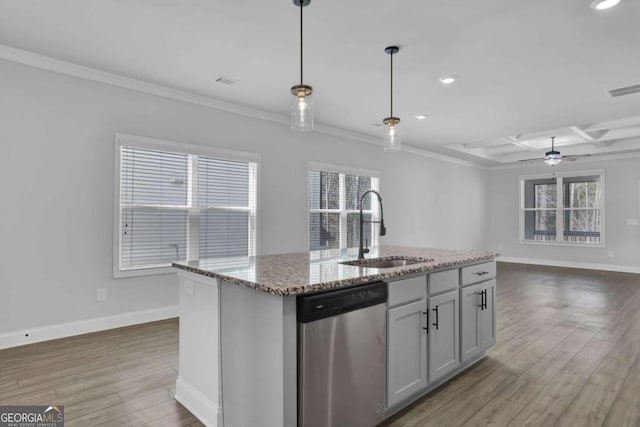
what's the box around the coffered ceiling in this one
[0,0,638,165]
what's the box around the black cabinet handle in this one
[422,311,429,334]
[483,290,488,310]
[478,291,483,310]
[432,306,439,330]
[475,271,490,276]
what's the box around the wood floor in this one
[0,318,199,426]
[1,262,640,426]
[383,262,640,427]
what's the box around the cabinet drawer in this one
[428,269,459,295]
[388,276,427,306]
[461,261,496,286]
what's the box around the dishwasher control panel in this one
[297,282,388,323]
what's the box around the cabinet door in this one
[479,280,497,350]
[460,283,482,362]
[428,290,460,382]
[387,299,428,408]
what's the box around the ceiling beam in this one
[568,126,605,148]
[503,136,541,153]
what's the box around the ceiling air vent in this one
[215,76,239,86]
[609,84,640,98]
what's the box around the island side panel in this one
[220,281,297,427]
[175,270,223,427]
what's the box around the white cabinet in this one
[387,299,428,407]
[428,290,460,382]
[461,279,496,363]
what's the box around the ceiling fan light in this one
[544,150,563,166]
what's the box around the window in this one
[520,171,604,246]
[308,163,380,250]
[114,134,258,277]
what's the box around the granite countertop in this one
[172,245,497,296]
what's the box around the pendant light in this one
[544,136,563,166]
[383,46,401,152]
[290,0,314,132]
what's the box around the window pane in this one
[310,213,340,250]
[564,209,601,243]
[309,171,339,210]
[121,207,188,269]
[198,157,249,207]
[565,177,601,209]
[200,210,250,258]
[524,210,556,241]
[347,213,372,248]
[345,175,373,210]
[120,146,188,206]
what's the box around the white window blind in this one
[308,167,380,251]
[116,139,258,276]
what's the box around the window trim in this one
[518,169,605,248]
[307,162,382,251]
[113,133,261,278]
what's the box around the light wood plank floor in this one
[1,263,640,426]
[383,262,640,427]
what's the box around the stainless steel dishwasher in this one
[297,282,387,427]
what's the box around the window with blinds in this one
[116,139,257,276]
[308,166,380,251]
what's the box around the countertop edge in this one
[172,254,497,296]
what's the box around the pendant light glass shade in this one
[291,84,314,131]
[383,117,401,152]
[291,0,314,132]
[382,46,401,152]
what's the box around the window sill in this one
[113,265,177,279]
[519,240,605,248]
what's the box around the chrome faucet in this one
[358,190,386,260]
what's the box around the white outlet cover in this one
[184,280,195,296]
[97,288,107,301]
[608,251,615,258]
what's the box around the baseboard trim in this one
[0,305,178,350]
[498,257,640,274]
[175,377,222,427]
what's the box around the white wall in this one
[487,159,640,269]
[0,59,489,335]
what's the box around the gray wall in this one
[0,59,489,334]
[487,158,640,268]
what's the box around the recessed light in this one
[439,76,457,85]
[591,0,621,10]
[415,114,428,120]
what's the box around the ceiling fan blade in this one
[562,154,591,161]
[517,158,542,163]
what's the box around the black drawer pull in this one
[478,291,484,310]
[483,290,488,310]
[475,271,490,276]
[432,306,439,330]
[422,311,429,334]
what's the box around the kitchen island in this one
[172,246,497,427]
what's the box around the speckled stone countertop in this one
[172,246,496,296]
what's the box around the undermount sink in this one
[340,257,433,269]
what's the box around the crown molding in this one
[0,44,484,170]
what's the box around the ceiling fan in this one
[518,136,591,166]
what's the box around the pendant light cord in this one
[300,2,303,86]
[390,51,393,117]
[551,136,555,151]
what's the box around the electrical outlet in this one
[97,288,107,302]
[497,245,503,253]
[184,280,195,296]
[608,251,615,258]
